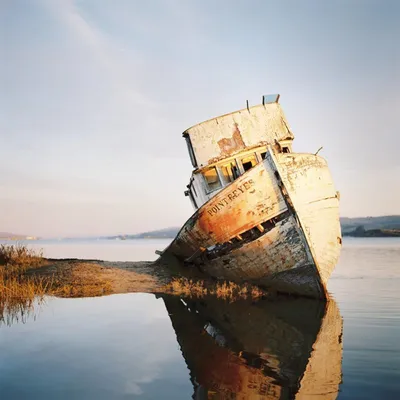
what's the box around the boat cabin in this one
[183,95,294,209]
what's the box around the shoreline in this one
[25,258,172,298]
[1,243,271,304]
[22,257,270,301]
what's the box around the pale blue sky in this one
[1,0,399,237]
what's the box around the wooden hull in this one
[160,149,342,299]
[161,294,343,399]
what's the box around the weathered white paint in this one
[168,159,289,257]
[188,146,270,209]
[273,152,342,287]
[162,147,341,298]
[185,102,293,168]
[160,96,342,298]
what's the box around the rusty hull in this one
[161,149,342,299]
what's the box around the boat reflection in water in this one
[162,294,343,399]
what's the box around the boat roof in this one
[182,94,281,136]
[182,94,294,168]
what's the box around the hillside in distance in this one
[107,227,180,240]
[108,216,400,240]
[341,215,400,235]
[4,216,400,241]
[0,232,38,240]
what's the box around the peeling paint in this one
[215,123,245,161]
[186,103,294,167]
[160,98,341,299]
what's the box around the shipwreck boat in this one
[161,294,343,399]
[159,94,342,299]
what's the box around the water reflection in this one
[0,294,44,327]
[1,288,343,399]
[162,295,343,399]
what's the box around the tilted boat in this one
[159,95,342,299]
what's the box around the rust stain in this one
[215,123,245,159]
[194,163,286,244]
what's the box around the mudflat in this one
[26,258,171,297]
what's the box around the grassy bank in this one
[0,244,49,325]
[0,244,269,324]
[0,243,45,275]
[0,244,116,300]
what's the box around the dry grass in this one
[0,275,49,326]
[0,243,45,276]
[0,244,267,324]
[166,278,208,297]
[0,244,49,325]
[163,277,267,301]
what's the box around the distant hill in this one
[6,216,399,242]
[340,216,400,234]
[106,216,400,240]
[107,227,180,240]
[0,232,37,240]
[343,225,400,237]
[0,232,15,238]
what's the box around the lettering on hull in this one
[207,179,255,216]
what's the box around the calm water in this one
[0,238,399,399]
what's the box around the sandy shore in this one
[26,258,172,297]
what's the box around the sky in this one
[0,0,399,237]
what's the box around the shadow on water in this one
[160,294,343,399]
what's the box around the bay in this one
[0,238,399,399]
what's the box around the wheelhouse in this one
[183,95,294,209]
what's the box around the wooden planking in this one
[275,153,342,285]
[167,160,287,259]
[298,201,341,285]
[202,215,324,298]
[205,216,307,279]
[163,150,340,298]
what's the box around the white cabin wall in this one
[187,103,293,168]
[191,173,207,207]
[189,172,223,209]
[187,146,276,210]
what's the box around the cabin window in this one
[282,146,290,153]
[241,154,257,172]
[203,167,222,192]
[220,162,240,184]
